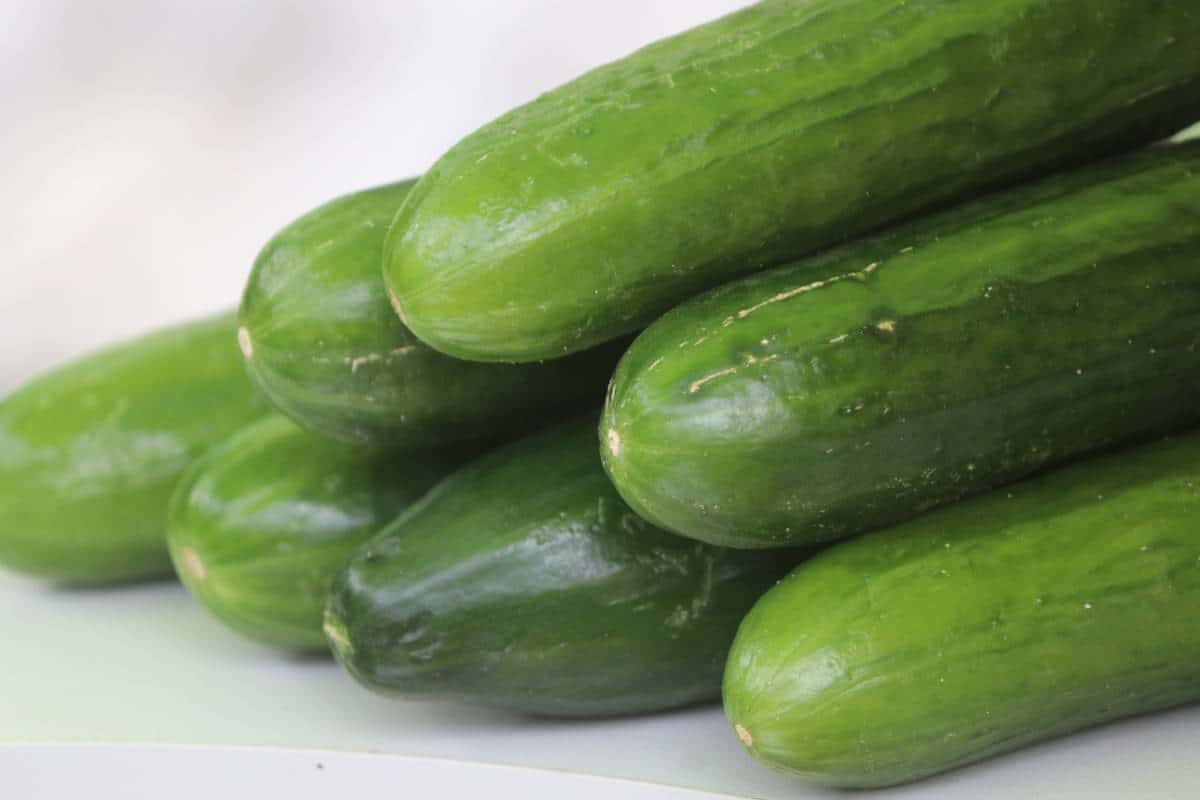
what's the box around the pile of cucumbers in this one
[3,0,1200,789]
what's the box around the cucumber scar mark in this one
[179,546,207,582]
[735,723,754,747]
[237,326,254,360]
[689,366,738,394]
[724,261,883,325]
[345,346,419,374]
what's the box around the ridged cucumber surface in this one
[602,142,1200,548]
[385,0,1200,361]
[725,430,1200,788]
[168,415,465,651]
[239,181,625,448]
[324,418,804,717]
[0,312,267,584]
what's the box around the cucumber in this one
[384,0,1200,362]
[323,418,803,717]
[723,430,1200,788]
[167,415,464,651]
[239,181,626,448]
[601,142,1200,549]
[0,312,267,584]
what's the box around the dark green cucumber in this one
[167,415,463,651]
[0,312,267,584]
[384,0,1200,362]
[724,430,1200,788]
[239,181,626,448]
[601,142,1200,549]
[324,418,803,717]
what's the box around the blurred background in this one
[0,0,748,392]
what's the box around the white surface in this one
[2,570,1199,799]
[1,745,739,800]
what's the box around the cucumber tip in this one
[237,326,253,360]
[178,546,207,582]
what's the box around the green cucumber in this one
[724,430,1200,788]
[601,142,1200,549]
[384,0,1200,362]
[167,415,464,651]
[0,312,267,584]
[239,181,626,448]
[324,418,803,717]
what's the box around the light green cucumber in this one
[168,415,464,650]
[0,312,267,584]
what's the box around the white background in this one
[0,0,748,391]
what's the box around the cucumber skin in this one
[239,181,626,449]
[601,142,1200,549]
[724,431,1200,788]
[167,415,463,651]
[0,312,268,584]
[324,419,805,717]
[385,0,1200,362]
